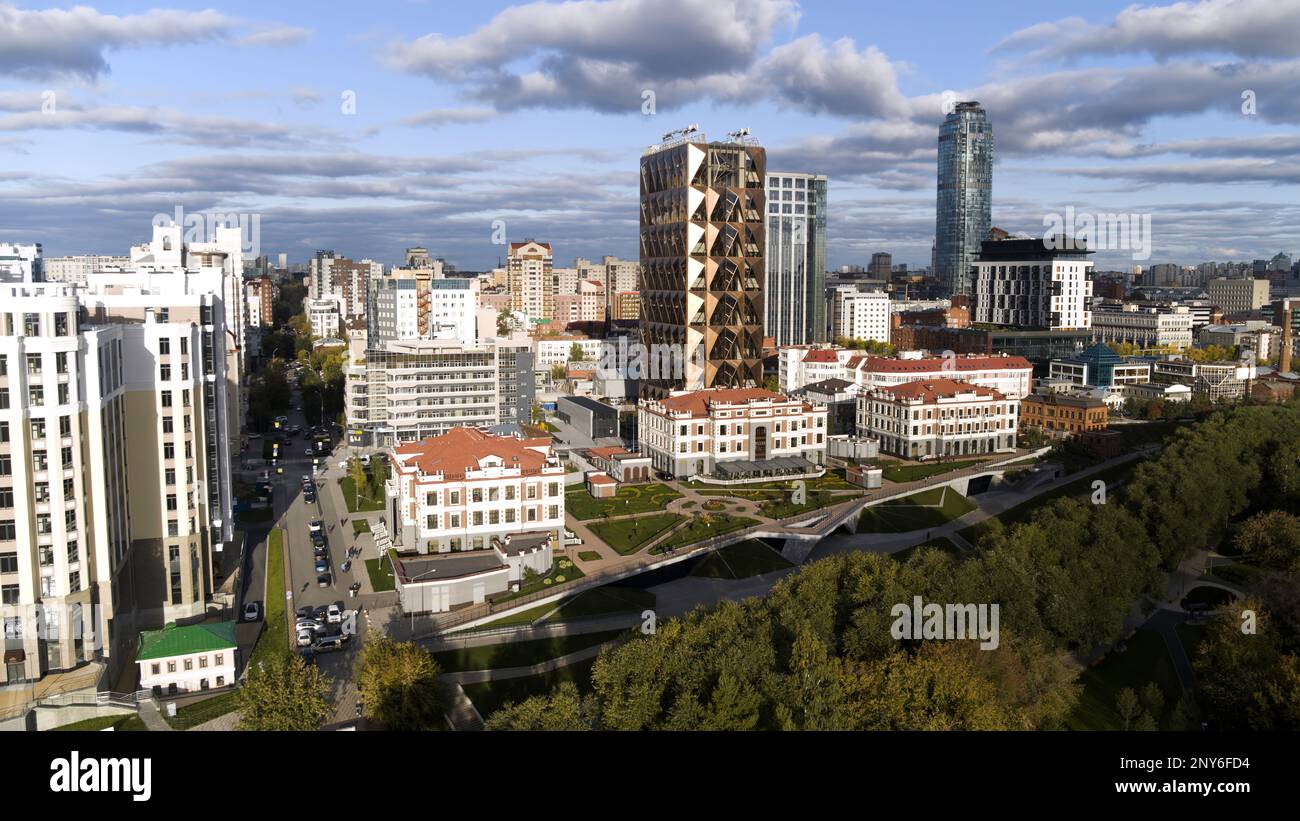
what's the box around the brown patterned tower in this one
[640,128,766,399]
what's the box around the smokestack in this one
[1282,298,1293,374]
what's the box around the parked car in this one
[317,573,332,588]
[311,531,326,546]
[295,618,324,632]
[308,519,323,533]
[295,605,315,621]
[243,601,260,621]
[296,628,314,647]
[326,603,343,624]
[312,634,349,652]
[314,557,329,573]
[304,491,316,504]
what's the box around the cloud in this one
[402,107,499,128]
[236,26,313,48]
[0,105,334,149]
[994,0,1300,62]
[0,3,232,80]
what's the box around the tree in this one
[550,363,567,382]
[764,375,781,393]
[570,342,586,362]
[1234,510,1300,573]
[1115,687,1140,730]
[348,457,368,505]
[355,633,445,730]
[496,308,512,336]
[238,653,332,730]
[485,681,598,730]
[369,454,390,502]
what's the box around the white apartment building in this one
[859,378,1019,458]
[345,336,534,447]
[829,286,890,344]
[638,388,829,479]
[509,241,553,322]
[973,238,1093,329]
[43,255,130,285]
[780,347,1033,400]
[308,296,342,339]
[0,243,43,282]
[1,267,235,687]
[1090,303,1194,349]
[245,282,264,328]
[388,427,566,555]
[1207,277,1270,314]
[534,336,605,370]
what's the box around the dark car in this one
[295,605,315,621]
[311,531,326,547]
[312,634,349,653]
[314,557,329,573]
[317,572,332,588]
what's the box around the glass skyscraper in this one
[935,101,993,296]
[764,172,827,345]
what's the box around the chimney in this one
[1282,298,1293,374]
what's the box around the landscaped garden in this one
[565,483,683,520]
[876,458,985,483]
[365,556,395,592]
[690,539,793,579]
[463,657,598,720]
[1067,629,1183,730]
[496,556,586,602]
[339,476,385,513]
[164,689,241,730]
[653,513,757,552]
[351,518,371,535]
[576,550,603,562]
[857,487,976,533]
[587,512,684,555]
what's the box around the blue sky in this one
[1,0,1298,271]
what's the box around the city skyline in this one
[0,0,1297,272]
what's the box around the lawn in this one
[464,657,599,721]
[365,557,395,592]
[857,487,976,534]
[351,518,371,535]
[576,551,603,562]
[51,713,147,731]
[164,689,241,731]
[877,458,984,483]
[1067,629,1184,730]
[338,477,385,513]
[1208,562,1264,588]
[690,539,792,579]
[588,512,684,555]
[654,513,757,552]
[482,586,656,628]
[565,483,683,520]
[432,629,626,673]
[495,556,586,602]
[249,528,288,669]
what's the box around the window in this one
[26,354,40,375]
[56,352,67,374]
[160,364,171,381]
[184,658,192,671]
[1,584,18,604]
[163,443,175,460]
[151,663,160,676]
[23,313,39,336]
[55,314,68,336]
[0,455,11,476]
[215,653,224,666]
[67,541,77,563]
[0,491,9,510]
[61,478,72,497]
[59,416,70,438]
[167,494,178,512]
[0,553,15,573]
[163,418,173,434]
[159,338,170,355]
[28,385,42,406]
[165,469,176,486]
[0,422,7,443]
[32,451,47,471]
[30,419,44,440]
[68,571,79,593]
[33,483,47,503]
[61,446,71,466]
[179,337,188,355]
[167,661,176,673]
[199,656,208,668]
[162,392,173,408]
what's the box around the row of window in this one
[424,505,560,530]
[423,483,560,507]
[149,652,226,676]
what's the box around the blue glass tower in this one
[935,101,993,296]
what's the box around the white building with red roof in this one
[858,378,1020,458]
[387,427,566,556]
[638,388,828,479]
[778,346,1032,401]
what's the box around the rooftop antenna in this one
[727,127,750,141]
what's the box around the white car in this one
[326,604,343,624]
[243,602,260,621]
[295,618,324,633]
[296,628,314,647]
[308,519,323,534]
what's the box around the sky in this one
[0,0,1297,272]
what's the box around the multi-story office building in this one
[1207,277,1270,314]
[870,252,893,279]
[829,286,890,344]
[1153,358,1257,399]
[43,255,130,285]
[638,387,827,479]
[973,237,1093,329]
[388,427,566,555]
[1049,343,1151,388]
[935,102,993,296]
[859,378,1019,458]
[1089,302,1193,349]
[309,252,379,321]
[764,171,827,345]
[640,129,766,398]
[308,297,342,339]
[0,259,235,687]
[508,241,554,322]
[345,336,534,447]
[1020,393,1108,437]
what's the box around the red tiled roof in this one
[863,355,1032,373]
[587,446,630,459]
[587,473,616,485]
[872,378,1006,403]
[802,348,841,363]
[393,428,554,480]
[653,388,805,416]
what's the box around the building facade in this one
[973,237,1093,329]
[764,172,827,346]
[1020,393,1108,437]
[935,102,993,296]
[859,378,1018,458]
[508,241,554,322]
[829,287,890,345]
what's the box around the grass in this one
[565,483,682,520]
[690,539,793,579]
[1067,629,1183,730]
[654,513,757,552]
[959,459,1143,547]
[464,657,598,721]
[249,528,288,669]
[164,689,241,730]
[576,551,603,562]
[365,556,395,592]
[351,518,371,535]
[338,477,385,513]
[588,512,684,555]
[1207,562,1264,588]
[481,587,656,628]
[1176,622,1208,664]
[877,458,984,483]
[857,487,976,534]
[496,556,587,602]
[50,713,146,731]
[431,629,625,673]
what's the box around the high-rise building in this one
[869,252,892,279]
[935,102,993,296]
[43,255,130,285]
[829,286,890,344]
[973,237,1093,330]
[1207,277,1270,315]
[640,129,766,398]
[764,172,827,346]
[508,241,553,322]
[368,274,476,347]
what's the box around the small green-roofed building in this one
[137,622,239,695]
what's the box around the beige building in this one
[859,378,1019,458]
[508,241,554,322]
[1207,277,1270,314]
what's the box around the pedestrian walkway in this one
[137,700,173,732]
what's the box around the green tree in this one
[348,458,368,507]
[764,375,781,393]
[1234,510,1300,573]
[570,342,586,362]
[238,653,332,730]
[496,308,512,336]
[1115,687,1140,730]
[355,633,445,730]
[485,681,598,730]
